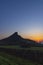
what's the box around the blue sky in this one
[0,0,43,40]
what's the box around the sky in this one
[0,0,43,42]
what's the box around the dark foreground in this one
[0,48,43,65]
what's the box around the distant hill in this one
[0,32,38,47]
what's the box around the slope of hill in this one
[0,52,41,65]
[0,32,38,47]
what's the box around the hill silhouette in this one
[0,32,38,47]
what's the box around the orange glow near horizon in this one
[0,33,43,42]
[21,33,43,42]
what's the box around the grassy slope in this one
[0,52,41,65]
[0,45,43,50]
[0,45,42,65]
[0,45,20,49]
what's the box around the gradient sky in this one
[0,0,43,41]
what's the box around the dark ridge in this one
[0,32,39,47]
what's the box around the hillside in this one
[0,32,38,47]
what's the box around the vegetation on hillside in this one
[0,45,43,51]
[0,52,41,65]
